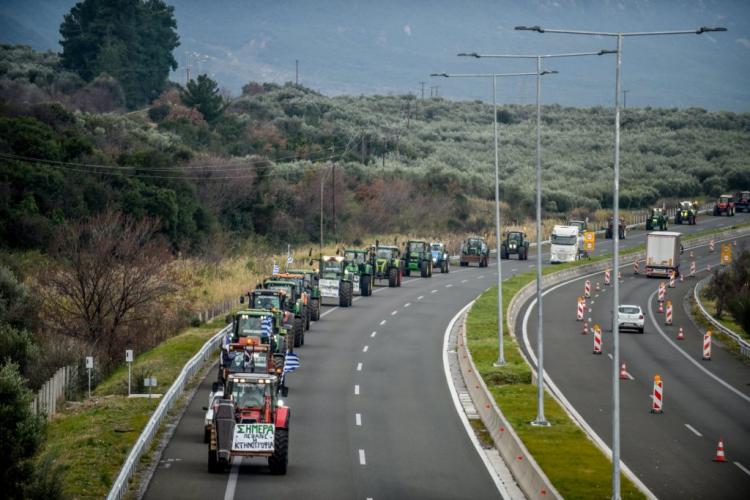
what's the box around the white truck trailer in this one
[645,231,682,277]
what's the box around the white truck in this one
[645,231,682,277]
[550,225,580,264]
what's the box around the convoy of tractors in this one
[204,191,745,475]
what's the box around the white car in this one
[618,305,645,334]
[203,388,224,443]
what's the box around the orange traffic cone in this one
[677,327,685,340]
[713,438,727,462]
[619,363,630,380]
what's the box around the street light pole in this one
[514,23,726,500]
[431,70,541,367]
[459,49,612,426]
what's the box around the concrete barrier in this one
[456,311,562,500]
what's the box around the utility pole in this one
[295,59,299,85]
[622,89,629,108]
[184,51,191,84]
[331,148,336,242]
[361,130,366,164]
[419,81,426,98]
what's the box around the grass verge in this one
[39,317,226,499]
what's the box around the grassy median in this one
[39,317,225,499]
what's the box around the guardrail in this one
[106,324,230,500]
[693,276,750,358]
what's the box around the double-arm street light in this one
[515,24,726,499]
[430,70,555,368]
[459,49,614,428]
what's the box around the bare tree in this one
[38,211,183,370]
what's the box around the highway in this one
[144,212,748,500]
[520,220,750,499]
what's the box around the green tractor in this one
[242,289,299,349]
[646,208,668,231]
[287,268,321,321]
[343,249,374,297]
[460,236,489,267]
[402,240,432,278]
[261,278,307,348]
[219,309,288,383]
[369,243,402,287]
[675,201,697,225]
[318,256,353,307]
[500,231,529,260]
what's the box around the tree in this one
[38,211,182,369]
[59,0,179,108]
[0,362,45,499]
[182,74,225,123]
[705,249,750,334]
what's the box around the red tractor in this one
[713,194,735,216]
[207,373,289,474]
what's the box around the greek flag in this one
[287,254,293,264]
[261,315,273,337]
[272,262,279,275]
[283,352,300,374]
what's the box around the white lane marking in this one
[431,289,438,294]
[684,424,702,437]
[735,462,750,476]
[320,306,338,318]
[380,320,386,325]
[528,264,534,268]
[646,288,750,404]
[418,295,424,300]
[355,413,362,426]
[446,283,453,288]
[391,310,398,316]
[223,457,243,500]
[357,362,363,371]
[442,301,511,497]
[590,300,595,305]
[511,268,518,272]
[461,279,468,283]
[370,331,377,338]
[363,345,369,353]
[404,302,411,308]
[359,449,366,465]
[354,385,360,395]
[478,275,485,279]
[522,295,657,498]
[607,353,613,360]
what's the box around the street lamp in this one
[430,70,554,368]
[459,49,614,427]
[515,23,726,499]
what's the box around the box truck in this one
[550,225,580,264]
[645,231,682,277]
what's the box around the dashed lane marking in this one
[478,275,485,279]
[735,462,750,477]
[355,413,362,426]
[354,385,360,395]
[359,449,366,465]
[446,283,453,288]
[684,424,702,437]
[362,345,369,353]
[391,310,398,316]
[404,302,411,308]
[431,289,438,294]
[418,295,424,300]
[357,362,362,371]
[370,331,377,338]
[461,279,468,283]
[380,320,386,325]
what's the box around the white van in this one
[550,225,580,263]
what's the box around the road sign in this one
[583,231,596,251]
[143,377,157,387]
[721,243,732,265]
[125,349,133,362]
[85,356,93,369]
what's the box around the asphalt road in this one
[144,211,748,500]
[520,219,750,498]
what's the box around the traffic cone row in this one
[619,363,630,380]
[677,326,685,340]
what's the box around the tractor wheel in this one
[268,429,289,475]
[397,270,402,286]
[311,299,320,321]
[646,221,652,230]
[304,306,310,331]
[208,448,222,473]
[388,267,398,287]
[428,262,433,277]
[361,275,371,296]
[204,427,210,444]
[292,318,303,348]
[420,261,429,278]
[340,282,353,307]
